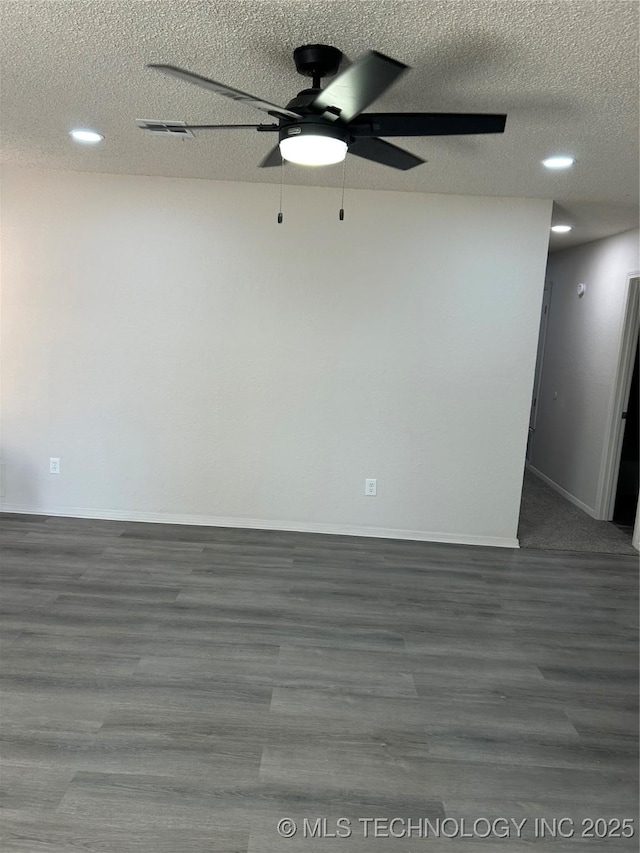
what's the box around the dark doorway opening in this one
[613,333,639,529]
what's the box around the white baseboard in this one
[0,502,519,549]
[525,463,597,518]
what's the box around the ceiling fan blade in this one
[309,51,407,124]
[147,64,301,120]
[137,120,279,132]
[349,112,507,137]
[259,146,283,167]
[184,124,279,131]
[348,137,425,170]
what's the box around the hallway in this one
[518,470,637,555]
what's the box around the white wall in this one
[529,229,639,515]
[0,167,551,546]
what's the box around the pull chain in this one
[277,157,284,224]
[339,156,346,221]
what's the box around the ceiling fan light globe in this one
[279,135,347,166]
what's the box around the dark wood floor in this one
[1,513,638,852]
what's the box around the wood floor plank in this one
[1,512,637,851]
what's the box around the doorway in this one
[612,331,639,530]
[599,274,640,540]
[520,271,639,554]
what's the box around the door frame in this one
[596,272,640,520]
[526,280,552,463]
[529,281,553,433]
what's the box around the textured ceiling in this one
[1,0,638,250]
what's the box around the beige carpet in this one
[518,469,638,555]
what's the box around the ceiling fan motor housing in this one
[285,88,323,112]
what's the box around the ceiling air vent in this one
[136,120,194,138]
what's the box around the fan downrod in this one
[293,44,342,89]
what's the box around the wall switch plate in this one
[49,457,61,474]
[365,478,377,496]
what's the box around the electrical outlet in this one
[365,478,377,496]
[49,457,61,474]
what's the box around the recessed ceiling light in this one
[551,225,572,233]
[69,129,104,144]
[542,156,575,170]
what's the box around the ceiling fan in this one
[139,44,507,170]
